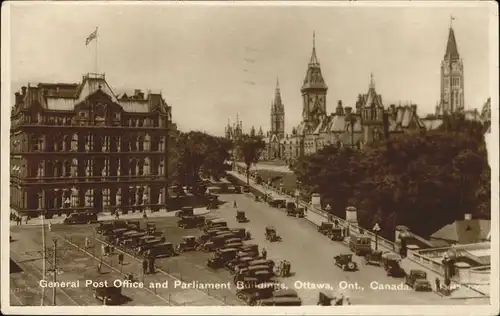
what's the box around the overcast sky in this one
[7,2,495,136]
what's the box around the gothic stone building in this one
[10,73,176,217]
[264,34,425,163]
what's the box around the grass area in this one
[254,169,298,196]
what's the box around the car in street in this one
[405,269,431,291]
[333,254,358,271]
[63,212,98,225]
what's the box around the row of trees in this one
[167,130,266,190]
[292,115,491,239]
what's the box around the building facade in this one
[10,73,176,217]
[263,34,425,163]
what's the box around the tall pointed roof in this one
[301,31,328,92]
[272,77,283,112]
[444,27,460,60]
[309,31,319,66]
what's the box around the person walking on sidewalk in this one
[118,253,124,266]
[84,237,90,249]
[233,201,237,208]
[115,210,120,219]
[261,248,267,260]
[435,277,441,293]
[97,259,103,274]
[142,259,148,275]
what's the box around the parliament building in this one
[10,73,176,217]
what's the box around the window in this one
[79,112,85,117]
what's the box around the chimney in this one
[21,86,27,95]
[464,213,472,220]
[336,100,344,115]
[411,104,417,114]
[15,92,22,104]
[344,106,352,115]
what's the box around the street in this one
[211,193,470,305]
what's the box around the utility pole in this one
[41,209,47,306]
[52,240,57,306]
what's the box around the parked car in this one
[63,212,98,225]
[405,269,431,291]
[333,254,358,271]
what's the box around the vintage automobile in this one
[197,236,226,252]
[220,242,244,251]
[233,186,243,194]
[243,185,250,193]
[405,270,431,291]
[318,222,333,235]
[286,207,305,218]
[92,280,123,305]
[234,268,273,284]
[96,222,115,234]
[227,256,255,274]
[144,242,178,258]
[176,236,198,252]
[177,206,194,217]
[257,297,302,306]
[146,221,157,231]
[204,219,228,232]
[63,212,98,225]
[126,220,140,230]
[268,198,286,208]
[135,237,166,256]
[382,253,406,278]
[248,259,275,269]
[236,283,276,305]
[236,211,249,223]
[240,244,259,254]
[334,254,358,271]
[104,228,130,241]
[363,249,383,266]
[349,233,372,256]
[231,228,251,240]
[328,227,345,241]
[265,226,281,242]
[285,201,296,212]
[317,291,334,306]
[177,215,205,229]
[207,248,238,269]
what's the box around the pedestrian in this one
[143,211,148,219]
[25,216,28,224]
[17,216,21,226]
[261,248,267,260]
[142,259,148,275]
[97,259,103,274]
[115,210,119,219]
[84,237,90,249]
[101,244,106,256]
[118,253,124,265]
[435,277,441,292]
[233,201,237,208]
[149,257,156,274]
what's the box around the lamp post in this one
[372,223,381,250]
[325,204,332,222]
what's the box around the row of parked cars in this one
[261,193,433,292]
[194,217,301,306]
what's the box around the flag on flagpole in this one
[85,27,98,46]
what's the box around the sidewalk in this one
[227,169,490,300]
[9,207,210,227]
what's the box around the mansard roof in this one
[12,73,169,114]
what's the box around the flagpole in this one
[95,27,98,74]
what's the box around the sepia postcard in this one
[1,1,498,315]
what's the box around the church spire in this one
[369,73,375,89]
[445,22,460,60]
[273,77,282,110]
[309,31,319,66]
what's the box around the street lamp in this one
[325,204,332,222]
[372,223,381,250]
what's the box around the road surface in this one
[212,193,472,305]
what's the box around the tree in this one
[237,135,266,185]
[292,117,490,239]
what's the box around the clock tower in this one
[439,22,464,115]
[270,78,285,139]
[301,32,328,130]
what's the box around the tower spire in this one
[309,31,319,66]
[369,73,375,89]
[445,18,459,59]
